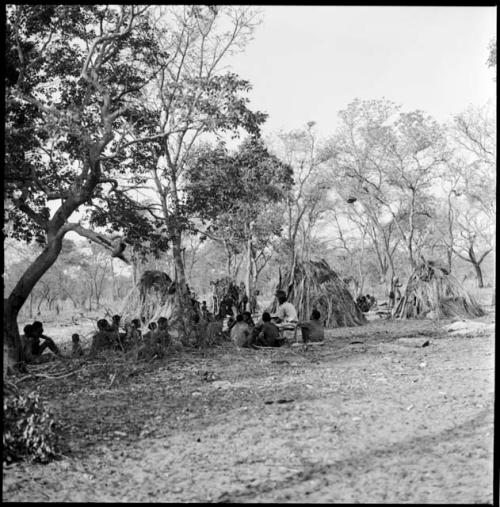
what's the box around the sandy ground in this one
[3,312,495,503]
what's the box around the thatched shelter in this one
[119,270,177,326]
[277,259,366,328]
[393,260,485,320]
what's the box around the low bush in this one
[3,387,60,464]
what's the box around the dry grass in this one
[279,259,366,328]
[394,261,485,320]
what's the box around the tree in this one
[126,5,267,330]
[487,38,496,77]
[4,5,170,364]
[268,122,331,283]
[323,99,449,292]
[452,101,496,221]
[185,138,293,303]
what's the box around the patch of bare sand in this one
[3,316,494,503]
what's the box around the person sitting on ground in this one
[131,318,142,338]
[271,290,298,344]
[21,324,33,350]
[153,317,171,351]
[22,324,54,363]
[138,318,167,359]
[271,290,298,330]
[253,311,281,347]
[90,318,116,354]
[230,314,253,348]
[109,314,126,349]
[242,311,255,328]
[143,321,157,340]
[110,314,122,331]
[25,321,63,362]
[297,309,325,344]
[71,333,84,357]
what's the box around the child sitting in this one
[71,333,84,357]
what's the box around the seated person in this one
[230,314,252,348]
[253,312,281,347]
[90,318,116,354]
[242,311,255,328]
[271,290,298,330]
[71,333,84,357]
[153,317,170,349]
[110,314,122,332]
[142,321,157,340]
[298,309,325,344]
[131,318,142,339]
[109,314,126,348]
[24,321,63,363]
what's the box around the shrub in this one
[3,388,60,464]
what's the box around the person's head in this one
[311,309,321,321]
[262,311,271,322]
[366,294,370,298]
[32,321,44,337]
[97,319,109,331]
[72,333,80,343]
[23,324,34,337]
[112,314,121,324]
[132,319,141,329]
[242,311,252,322]
[157,317,168,330]
[201,301,207,307]
[148,321,157,331]
[275,290,287,305]
[235,314,244,323]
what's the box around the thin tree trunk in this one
[246,234,252,312]
[473,262,484,288]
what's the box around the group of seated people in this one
[228,290,325,348]
[21,289,326,362]
[356,294,377,313]
[88,314,171,358]
[21,314,173,363]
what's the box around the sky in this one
[27,5,497,266]
[226,6,496,138]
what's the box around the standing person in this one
[388,290,395,310]
[201,301,209,320]
[297,310,325,344]
[238,282,248,313]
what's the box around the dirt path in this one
[3,316,494,503]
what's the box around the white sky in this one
[226,6,497,136]
[45,5,496,254]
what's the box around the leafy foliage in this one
[4,388,60,464]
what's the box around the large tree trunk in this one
[4,237,64,367]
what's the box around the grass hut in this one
[119,270,177,325]
[278,259,366,328]
[394,260,485,320]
